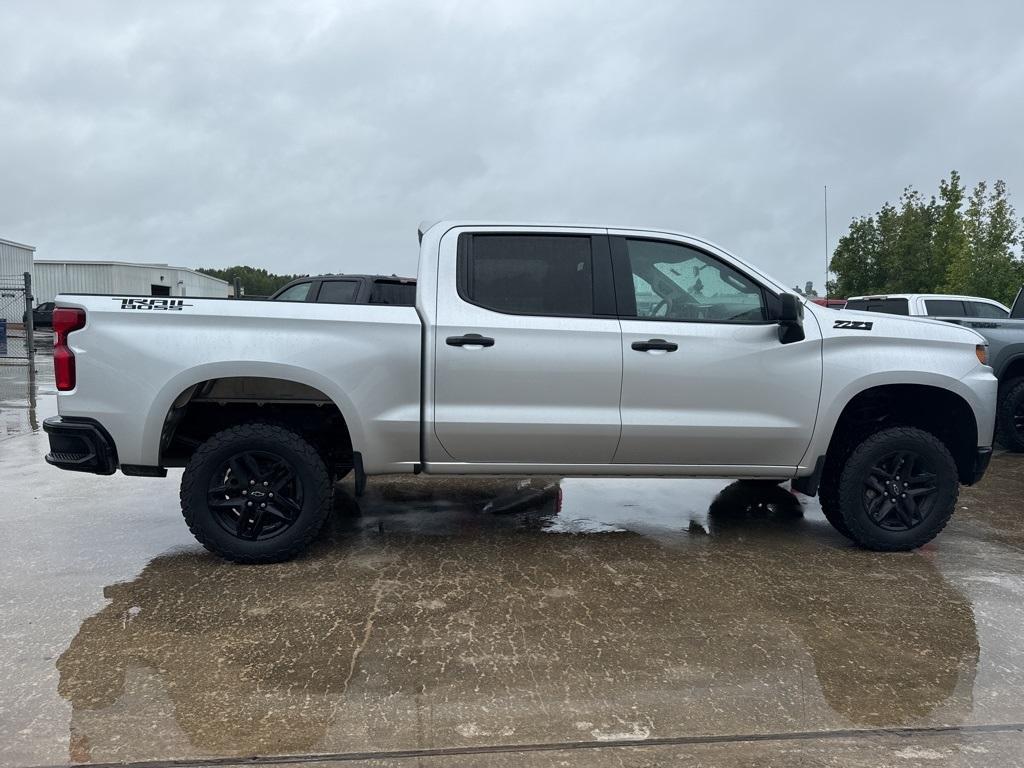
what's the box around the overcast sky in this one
[2,1,1022,288]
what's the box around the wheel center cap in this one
[250,490,265,499]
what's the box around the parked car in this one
[23,301,55,329]
[43,221,996,562]
[270,274,416,306]
[845,293,1009,319]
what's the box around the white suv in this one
[845,294,1010,319]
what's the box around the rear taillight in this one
[53,307,86,391]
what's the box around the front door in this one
[612,235,822,468]
[432,230,623,465]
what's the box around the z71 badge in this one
[114,298,192,311]
[834,320,873,331]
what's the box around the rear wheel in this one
[180,423,331,563]
[997,378,1024,452]
[837,427,958,551]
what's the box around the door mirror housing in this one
[777,293,805,344]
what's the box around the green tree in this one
[195,266,307,297]
[829,171,1024,305]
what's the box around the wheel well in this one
[826,385,978,485]
[1000,356,1024,389]
[160,377,353,477]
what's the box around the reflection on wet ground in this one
[0,360,49,441]
[3,359,1024,766]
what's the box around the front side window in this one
[968,301,1008,319]
[625,239,767,323]
[925,299,967,317]
[274,282,312,302]
[461,235,594,316]
[316,280,361,304]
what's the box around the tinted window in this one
[274,282,312,302]
[625,239,767,323]
[844,298,910,315]
[968,301,1008,318]
[462,235,594,316]
[370,280,416,305]
[316,280,361,304]
[925,299,967,317]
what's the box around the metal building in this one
[0,238,35,326]
[0,237,35,278]
[32,260,229,304]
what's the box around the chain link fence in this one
[0,272,35,364]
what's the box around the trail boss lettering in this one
[115,298,192,311]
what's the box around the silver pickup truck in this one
[43,221,997,562]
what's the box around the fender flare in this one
[142,362,366,466]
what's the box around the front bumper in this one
[43,416,118,475]
[970,446,993,485]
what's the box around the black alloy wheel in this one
[861,450,938,532]
[207,449,304,541]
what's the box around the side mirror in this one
[778,293,805,344]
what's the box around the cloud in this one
[2,0,1023,289]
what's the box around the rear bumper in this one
[43,416,118,475]
[970,446,993,485]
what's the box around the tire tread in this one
[180,422,331,564]
[997,378,1024,453]
[837,426,958,551]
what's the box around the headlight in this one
[976,344,989,366]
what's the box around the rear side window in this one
[925,299,967,317]
[968,301,1008,318]
[459,234,594,316]
[316,280,361,304]
[370,280,416,306]
[274,282,312,302]
[844,298,910,315]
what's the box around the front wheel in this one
[997,378,1024,452]
[180,423,332,563]
[837,427,958,551]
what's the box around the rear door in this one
[432,229,623,464]
[611,234,822,468]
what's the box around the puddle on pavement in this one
[0,356,54,441]
[40,474,989,764]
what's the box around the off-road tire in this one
[997,378,1024,453]
[818,468,852,540]
[818,431,864,540]
[838,427,958,551]
[181,423,331,563]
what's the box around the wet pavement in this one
[3,359,1024,767]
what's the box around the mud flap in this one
[353,452,367,497]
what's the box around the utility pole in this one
[824,185,829,301]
